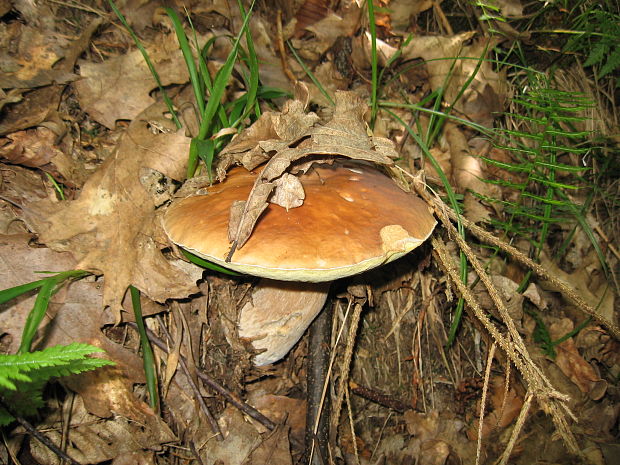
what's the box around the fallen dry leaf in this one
[539,252,615,325]
[497,0,524,17]
[0,24,70,87]
[203,407,262,465]
[1,237,175,461]
[218,93,319,175]
[444,123,487,194]
[550,318,607,400]
[245,426,292,465]
[28,396,175,465]
[75,31,191,129]
[0,163,49,234]
[228,91,398,252]
[0,233,76,353]
[0,127,63,167]
[293,0,329,37]
[467,376,525,440]
[0,18,101,135]
[249,18,295,95]
[270,172,306,209]
[388,0,434,30]
[22,101,202,321]
[389,33,507,128]
[290,7,361,61]
[404,410,475,464]
[111,450,157,465]
[0,126,90,187]
[247,391,306,445]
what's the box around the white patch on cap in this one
[339,192,355,202]
[379,224,422,255]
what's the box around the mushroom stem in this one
[238,279,331,366]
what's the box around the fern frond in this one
[0,343,114,425]
[0,343,109,390]
[474,73,609,285]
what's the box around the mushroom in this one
[163,161,436,365]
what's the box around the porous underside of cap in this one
[163,162,437,281]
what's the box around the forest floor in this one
[0,0,619,464]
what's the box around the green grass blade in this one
[386,108,468,346]
[181,250,240,276]
[236,0,260,122]
[18,278,55,355]
[129,286,159,412]
[13,271,90,354]
[107,0,181,129]
[188,0,256,177]
[199,36,230,128]
[166,8,205,117]
[287,41,335,106]
[0,280,46,305]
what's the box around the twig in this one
[276,9,297,83]
[433,0,454,35]
[154,318,224,442]
[128,323,277,432]
[0,397,82,465]
[594,223,620,260]
[348,381,410,413]
[476,343,496,465]
[329,301,363,438]
[189,441,206,465]
[498,391,533,465]
[306,306,332,465]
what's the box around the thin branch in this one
[0,397,82,465]
[127,323,277,432]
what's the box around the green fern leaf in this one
[583,41,609,67]
[0,343,114,425]
[599,46,620,78]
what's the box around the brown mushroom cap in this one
[163,162,436,281]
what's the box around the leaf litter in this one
[21,101,202,321]
[1,0,618,464]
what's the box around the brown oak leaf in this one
[22,102,202,321]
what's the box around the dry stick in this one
[476,343,496,465]
[498,391,533,465]
[594,223,620,260]
[432,0,454,35]
[349,382,410,413]
[189,441,206,465]
[431,237,580,455]
[306,304,332,465]
[345,387,361,465]
[154,317,224,442]
[311,299,355,463]
[329,302,364,439]
[276,9,297,83]
[0,397,82,465]
[423,191,620,341]
[128,323,277,432]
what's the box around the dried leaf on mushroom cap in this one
[215,83,318,179]
[227,91,400,256]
